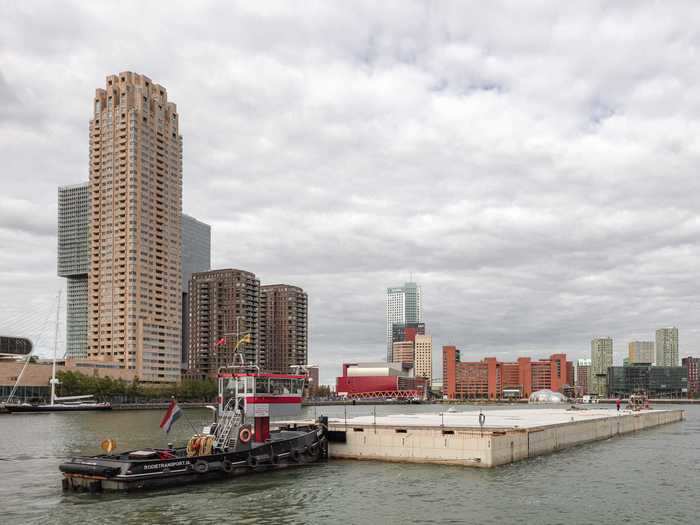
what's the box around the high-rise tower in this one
[591,337,613,397]
[259,284,308,372]
[188,269,260,378]
[386,282,422,360]
[655,327,679,367]
[58,183,90,358]
[87,72,182,382]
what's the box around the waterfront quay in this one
[321,407,684,467]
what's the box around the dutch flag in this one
[159,399,182,433]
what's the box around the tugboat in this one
[60,350,327,492]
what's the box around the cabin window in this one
[270,378,291,394]
[255,378,269,394]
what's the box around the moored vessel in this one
[60,347,327,492]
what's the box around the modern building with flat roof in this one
[259,284,308,373]
[414,334,433,385]
[591,337,613,397]
[607,364,688,398]
[442,347,569,400]
[58,182,90,359]
[682,356,699,398]
[180,214,211,367]
[386,282,422,361]
[188,269,260,378]
[628,341,654,365]
[656,327,679,367]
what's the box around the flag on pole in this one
[159,399,182,433]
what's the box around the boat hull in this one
[60,424,326,492]
[6,403,112,413]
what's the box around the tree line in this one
[56,371,218,402]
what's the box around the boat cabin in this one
[218,372,306,418]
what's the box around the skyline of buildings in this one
[54,71,309,383]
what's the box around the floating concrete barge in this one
[323,408,684,467]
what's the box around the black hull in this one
[6,404,112,413]
[61,424,326,492]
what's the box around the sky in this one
[1,1,700,384]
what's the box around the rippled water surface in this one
[0,404,697,524]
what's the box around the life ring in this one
[193,460,209,474]
[222,459,234,473]
[239,427,252,444]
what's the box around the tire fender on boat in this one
[193,460,209,474]
[222,459,234,473]
[247,455,257,467]
[290,449,303,463]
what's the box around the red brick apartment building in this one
[442,346,571,400]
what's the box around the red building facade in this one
[442,347,571,400]
[682,357,699,397]
[336,363,427,399]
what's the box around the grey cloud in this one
[2,1,700,383]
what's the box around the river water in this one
[0,404,697,524]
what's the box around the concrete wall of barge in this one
[327,409,685,468]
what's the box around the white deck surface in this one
[328,408,659,430]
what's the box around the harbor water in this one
[0,404,697,524]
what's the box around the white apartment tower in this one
[386,282,422,361]
[655,327,679,367]
[87,72,182,382]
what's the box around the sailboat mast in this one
[50,290,61,406]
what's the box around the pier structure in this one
[322,408,684,467]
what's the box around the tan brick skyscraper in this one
[87,72,182,382]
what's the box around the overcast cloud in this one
[1,1,699,383]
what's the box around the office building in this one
[391,341,415,368]
[575,358,591,396]
[656,327,679,367]
[628,341,654,365]
[414,334,433,385]
[607,364,688,398]
[591,337,613,397]
[259,284,308,373]
[386,282,422,360]
[58,183,90,358]
[86,72,183,382]
[188,269,259,378]
[180,214,211,367]
[442,347,569,400]
[682,357,699,397]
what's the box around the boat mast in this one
[50,290,61,406]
